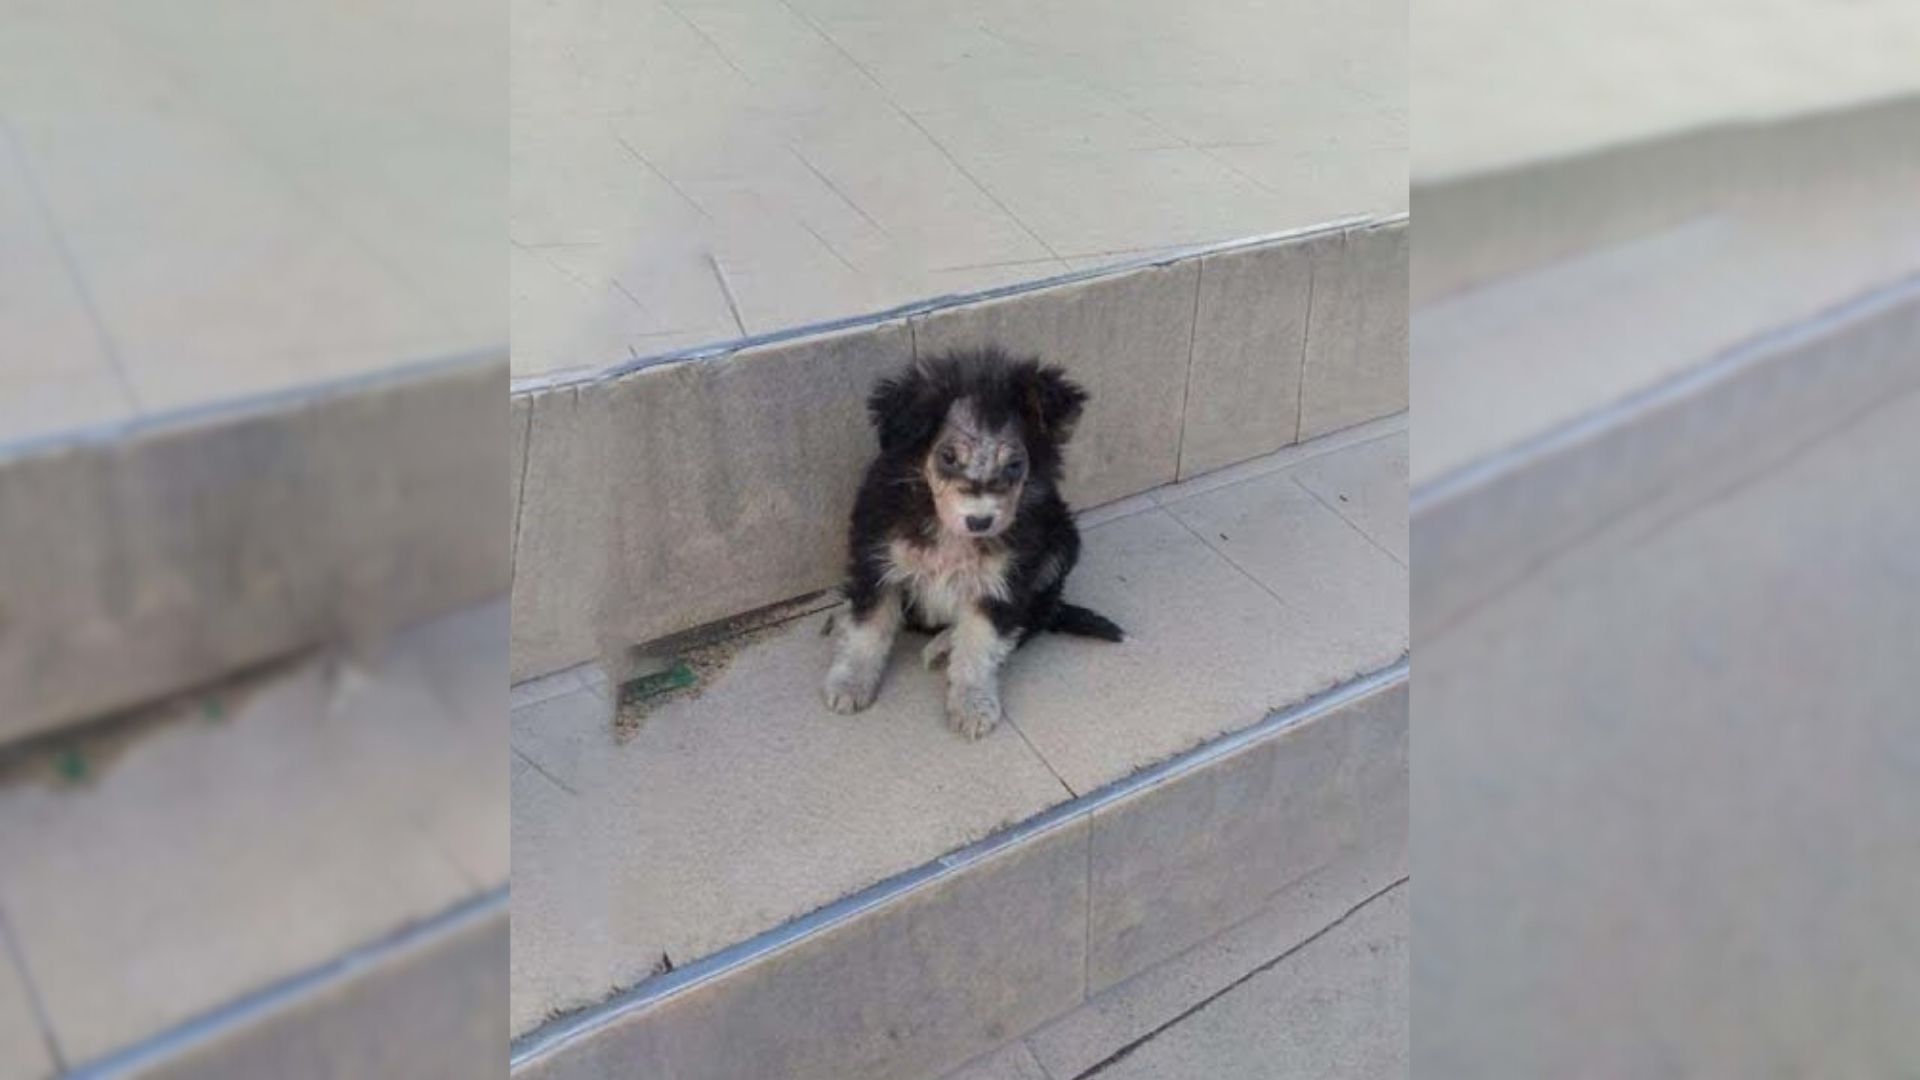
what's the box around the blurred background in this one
[1412,1,1920,1075]
[1,1,505,1076]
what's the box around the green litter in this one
[54,748,87,783]
[202,697,224,721]
[618,661,697,705]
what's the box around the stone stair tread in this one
[0,601,507,1074]
[510,419,1408,1038]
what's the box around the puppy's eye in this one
[938,445,961,468]
[1004,460,1025,482]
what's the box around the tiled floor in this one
[509,416,1408,1036]
[509,0,1406,378]
[0,0,501,448]
[0,601,507,1074]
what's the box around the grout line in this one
[615,134,712,221]
[788,147,890,237]
[1008,716,1078,799]
[1150,414,1407,509]
[1290,474,1406,570]
[1292,229,1328,446]
[514,746,580,798]
[3,120,143,416]
[1071,876,1409,1079]
[1171,259,1205,481]
[511,398,535,570]
[0,903,66,1073]
[1161,500,1303,619]
[771,0,1063,263]
[706,253,750,337]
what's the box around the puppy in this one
[823,346,1124,739]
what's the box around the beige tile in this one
[1004,508,1374,794]
[0,358,506,757]
[1091,882,1407,1080]
[0,942,53,1080]
[1161,467,1407,667]
[0,131,132,444]
[508,617,1071,1034]
[14,113,445,409]
[960,147,1286,258]
[1083,680,1405,991]
[913,261,1198,507]
[940,1038,1052,1080]
[1299,221,1408,440]
[510,391,531,567]
[516,818,1088,1080]
[1028,838,1407,1079]
[593,321,911,654]
[1290,430,1409,564]
[508,384,615,682]
[787,104,1056,270]
[1177,232,1320,477]
[1209,142,1409,222]
[134,902,506,1080]
[0,614,495,1063]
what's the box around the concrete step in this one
[1412,113,1920,639]
[945,877,1407,1080]
[0,354,508,749]
[0,601,508,1079]
[508,419,1408,1079]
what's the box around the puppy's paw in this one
[921,629,954,671]
[823,664,881,714]
[946,685,1002,740]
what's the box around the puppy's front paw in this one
[921,629,954,671]
[823,664,881,714]
[946,685,1002,740]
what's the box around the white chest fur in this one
[882,535,1010,625]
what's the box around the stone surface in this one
[0,0,501,436]
[0,602,506,1065]
[133,900,507,1080]
[508,625,1071,1036]
[1178,234,1319,477]
[511,431,1410,1038]
[1160,465,1408,680]
[510,322,909,681]
[0,942,52,1080]
[913,261,1199,508]
[1027,839,1406,1080]
[1092,882,1408,1080]
[0,358,508,746]
[941,1039,1052,1080]
[510,0,1404,374]
[1084,680,1407,992]
[1291,430,1409,565]
[1415,371,1920,1074]
[1299,221,1409,441]
[517,820,1090,1080]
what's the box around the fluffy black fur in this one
[842,346,1124,645]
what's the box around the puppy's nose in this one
[964,514,995,534]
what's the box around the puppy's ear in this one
[867,363,944,452]
[1022,364,1089,444]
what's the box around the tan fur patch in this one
[882,535,1011,625]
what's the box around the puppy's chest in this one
[883,535,1010,624]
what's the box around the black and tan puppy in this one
[823,346,1124,738]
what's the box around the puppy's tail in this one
[1050,603,1125,643]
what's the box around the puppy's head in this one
[867,347,1087,540]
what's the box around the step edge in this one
[509,656,1408,1069]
